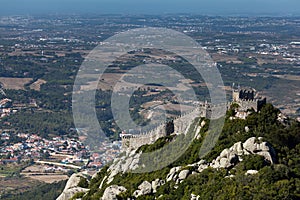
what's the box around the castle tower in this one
[231,86,266,112]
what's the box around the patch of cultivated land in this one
[273,74,300,81]
[22,174,69,183]
[21,164,70,183]
[211,53,242,63]
[29,79,47,91]
[0,163,24,177]
[0,177,40,196]
[0,77,32,90]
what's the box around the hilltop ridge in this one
[58,102,300,200]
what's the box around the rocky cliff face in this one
[106,151,142,184]
[98,136,276,199]
[59,135,276,200]
[56,173,89,200]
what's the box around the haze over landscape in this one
[1,0,300,15]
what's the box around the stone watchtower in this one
[232,88,266,112]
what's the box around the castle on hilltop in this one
[120,87,266,151]
[232,88,266,112]
[120,102,225,151]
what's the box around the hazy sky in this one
[1,0,300,16]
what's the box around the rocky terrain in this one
[95,136,276,199]
[57,173,90,200]
[57,103,300,199]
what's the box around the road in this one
[35,160,82,169]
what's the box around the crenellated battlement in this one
[120,102,227,151]
[232,88,266,112]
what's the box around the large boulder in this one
[133,181,152,197]
[197,164,208,172]
[152,179,165,193]
[243,137,258,153]
[220,148,230,158]
[243,137,276,163]
[211,160,221,169]
[178,170,190,180]
[245,170,259,175]
[231,142,243,155]
[56,173,89,200]
[101,185,127,200]
[166,166,182,182]
[258,142,270,151]
[213,152,239,169]
[188,159,206,168]
[57,187,89,200]
[219,158,228,168]
[64,173,82,189]
[209,137,275,170]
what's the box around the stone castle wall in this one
[121,123,167,150]
[121,88,266,151]
[121,107,203,151]
[121,103,227,151]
